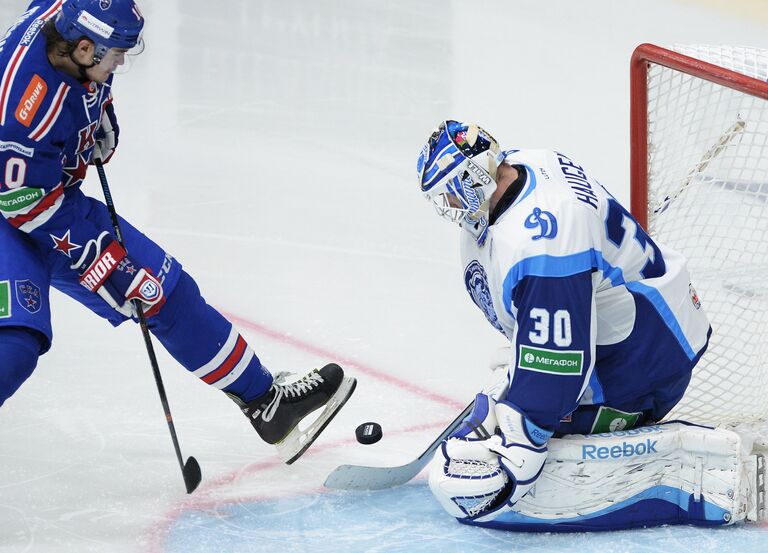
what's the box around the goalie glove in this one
[476,401,553,520]
[93,102,119,163]
[428,399,552,522]
[71,231,165,318]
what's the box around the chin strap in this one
[68,40,105,82]
[69,51,96,81]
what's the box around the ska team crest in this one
[464,260,505,334]
[15,279,41,314]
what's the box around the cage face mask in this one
[417,120,500,245]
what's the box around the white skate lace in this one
[261,371,324,422]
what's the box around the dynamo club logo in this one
[15,279,42,314]
[99,0,113,10]
[464,260,504,334]
[524,207,558,240]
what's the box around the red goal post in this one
[629,43,768,426]
[631,43,768,230]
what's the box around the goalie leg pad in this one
[461,422,763,532]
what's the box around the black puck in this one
[355,422,383,445]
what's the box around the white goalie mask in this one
[417,120,501,246]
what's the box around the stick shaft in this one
[93,160,199,493]
[324,401,474,490]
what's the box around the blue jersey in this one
[0,0,113,258]
[0,0,180,343]
[0,2,273,417]
[461,149,711,431]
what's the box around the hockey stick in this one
[323,400,474,491]
[93,159,202,494]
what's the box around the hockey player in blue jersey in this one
[417,121,765,530]
[0,0,355,466]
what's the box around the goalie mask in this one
[417,120,501,246]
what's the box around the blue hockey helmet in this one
[55,0,144,63]
[417,120,501,245]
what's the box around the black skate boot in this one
[229,363,356,464]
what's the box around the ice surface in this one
[2,1,768,551]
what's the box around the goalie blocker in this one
[431,419,766,531]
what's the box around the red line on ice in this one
[221,310,465,411]
[145,311,466,551]
[146,419,448,552]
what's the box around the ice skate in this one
[230,363,356,464]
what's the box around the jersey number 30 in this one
[528,307,572,346]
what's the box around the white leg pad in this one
[489,423,766,529]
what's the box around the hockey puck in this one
[355,422,383,445]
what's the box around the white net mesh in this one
[446,458,497,477]
[446,459,505,517]
[644,45,768,425]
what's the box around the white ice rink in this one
[2,1,768,551]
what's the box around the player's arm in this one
[0,137,84,240]
[504,270,596,429]
[483,270,595,510]
[0,119,159,317]
[429,263,597,521]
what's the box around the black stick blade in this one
[183,457,202,494]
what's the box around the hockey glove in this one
[475,401,552,520]
[93,102,119,163]
[428,399,551,522]
[71,231,165,318]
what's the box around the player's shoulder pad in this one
[2,71,74,145]
[0,15,73,143]
[489,202,598,294]
[492,186,593,254]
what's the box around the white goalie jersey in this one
[460,149,711,433]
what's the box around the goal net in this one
[630,44,768,426]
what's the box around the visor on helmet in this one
[55,0,145,66]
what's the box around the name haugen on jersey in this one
[556,153,599,210]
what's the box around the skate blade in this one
[276,376,357,465]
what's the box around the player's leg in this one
[0,326,47,408]
[0,223,53,408]
[552,286,709,436]
[50,195,354,460]
[146,270,356,462]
